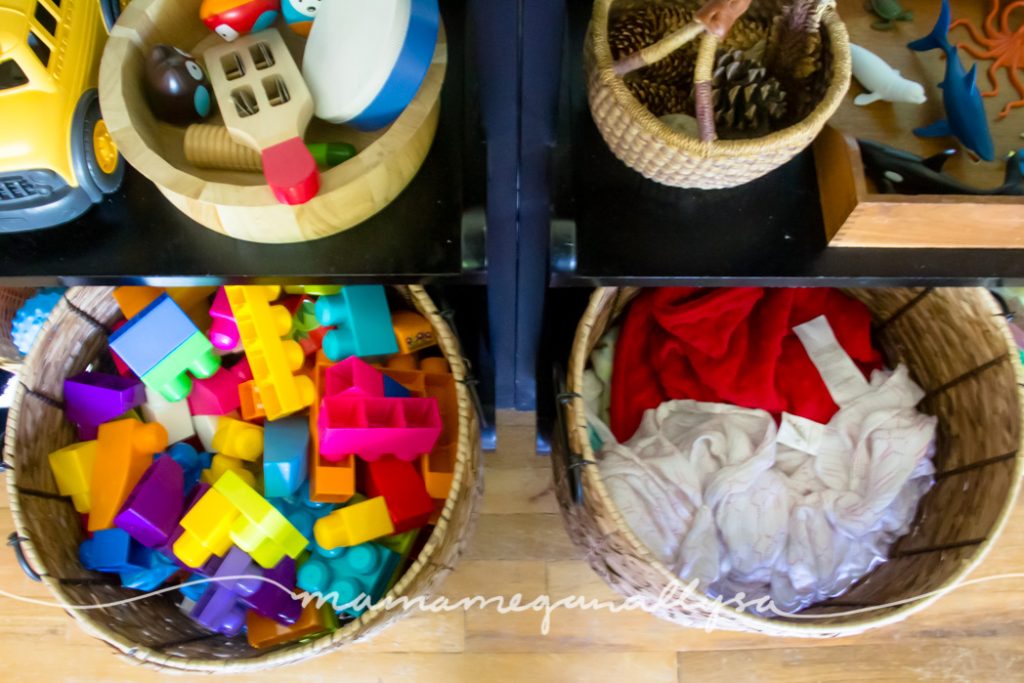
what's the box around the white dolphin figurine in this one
[850,43,927,106]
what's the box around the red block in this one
[362,457,433,533]
[188,367,243,416]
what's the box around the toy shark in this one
[858,138,1024,195]
[907,0,995,161]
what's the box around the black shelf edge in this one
[550,0,1024,288]
[0,0,482,287]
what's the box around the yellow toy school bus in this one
[0,0,127,232]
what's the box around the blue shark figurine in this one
[907,0,995,161]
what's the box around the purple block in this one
[190,582,247,637]
[114,455,184,548]
[63,372,145,438]
[207,548,301,625]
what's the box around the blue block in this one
[168,443,211,492]
[295,542,400,617]
[179,573,210,602]
[382,375,411,398]
[263,415,310,498]
[271,486,336,539]
[120,549,179,590]
[80,529,151,573]
[315,286,398,361]
[109,294,199,377]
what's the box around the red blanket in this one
[609,288,882,442]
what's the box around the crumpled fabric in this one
[597,315,937,613]
[609,288,882,443]
[583,327,619,450]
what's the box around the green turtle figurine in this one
[865,0,913,30]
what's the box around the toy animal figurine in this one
[865,0,912,30]
[282,0,320,36]
[850,43,926,106]
[859,138,1024,195]
[143,46,214,125]
[200,0,281,42]
[949,0,1024,119]
[908,0,995,161]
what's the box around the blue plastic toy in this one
[295,542,399,617]
[168,442,213,492]
[120,549,179,591]
[271,482,336,539]
[264,415,311,498]
[282,0,320,35]
[80,528,151,573]
[11,288,65,356]
[383,375,412,398]
[109,294,221,402]
[907,0,995,161]
[179,573,211,602]
[315,286,399,361]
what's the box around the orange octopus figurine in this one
[950,0,1024,118]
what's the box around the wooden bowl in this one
[99,0,445,244]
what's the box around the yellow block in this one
[314,496,395,550]
[48,441,98,513]
[212,416,264,461]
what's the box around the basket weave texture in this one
[554,287,1023,637]
[586,0,851,188]
[3,286,483,672]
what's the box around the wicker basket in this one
[554,287,1023,637]
[586,0,851,189]
[0,288,32,372]
[3,286,482,672]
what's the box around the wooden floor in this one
[1,410,1022,682]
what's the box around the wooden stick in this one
[694,33,720,142]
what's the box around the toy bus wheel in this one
[100,0,122,31]
[72,91,125,201]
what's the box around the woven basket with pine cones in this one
[708,49,787,137]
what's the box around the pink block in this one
[318,395,441,462]
[209,288,241,351]
[230,357,253,383]
[188,367,242,416]
[324,357,385,398]
[109,320,134,377]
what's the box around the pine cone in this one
[723,18,769,53]
[609,3,696,87]
[628,77,690,116]
[766,0,822,81]
[709,50,788,137]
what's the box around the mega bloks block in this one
[270,483,336,540]
[362,457,433,533]
[80,528,151,573]
[314,496,394,549]
[167,442,211,492]
[323,356,385,398]
[109,294,221,402]
[264,415,310,498]
[315,286,399,361]
[120,548,179,591]
[114,286,217,323]
[212,416,263,462]
[192,413,223,452]
[114,455,185,548]
[213,470,309,569]
[225,285,316,420]
[318,395,442,462]
[284,285,342,296]
[63,373,145,440]
[201,454,257,488]
[89,419,169,532]
[141,386,196,444]
[203,547,302,626]
[190,578,248,637]
[188,367,243,416]
[173,485,239,569]
[378,529,419,590]
[310,453,356,504]
[296,542,399,617]
[48,440,98,513]
[238,380,267,421]
[391,310,436,355]
[247,602,339,649]
[209,287,241,351]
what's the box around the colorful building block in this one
[63,372,145,440]
[168,442,212,492]
[307,352,356,503]
[80,528,151,573]
[315,286,399,361]
[238,380,266,421]
[114,286,216,324]
[318,395,441,462]
[114,455,185,548]
[113,286,163,319]
[201,454,256,488]
[189,578,248,637]
[378,529,420,590]
[109,294,221,402]
[264,415,310,498]
[314,496,394,549]
[247,602,339,649]
[11,287,64,356]
[270,483,336,540]
[324,356,385,397]
[225,286,316,420]
[48,440,97,513]
[188,366,243,416]
[192,413,223,452]
[173,485,239,568]
[391,310,436,355]
[120,548,179,591]
[141,386,196,444]
[213,470,309,569]
[296,542,399,617]
[209,287,241,351]
[284,285,341,296]
[201,547,302,626]
[212,416,263,461]
[89,419,168,532]
[362,457,433,533]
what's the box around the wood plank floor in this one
[0,410,1021,682]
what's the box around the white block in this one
[192,414,222,452]
[142,387,195,444]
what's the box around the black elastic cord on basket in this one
[7,532,42,582]
[556,391,590,505]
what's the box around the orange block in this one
[391,310,436,355]
[238,380,266,421]
[113,286,216,325]
[112,286,162,319]
[247,603,338,649]
[88,419,168,531]
[308,351,354,503]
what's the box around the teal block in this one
[315,286,398,361]
[264,415,310,498]
[295,542,399,617]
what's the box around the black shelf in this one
[550,0,1024,288]
[0,0,482,287]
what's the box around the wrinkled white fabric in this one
[597,315,937,613]
[583,327,619,449]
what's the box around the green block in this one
[141,332,221,402]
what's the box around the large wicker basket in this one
[3,286,482,672]
[586,0,851,189]
[554,287,1023,637]
[0,288,32,372]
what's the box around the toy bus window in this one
[249,42,274,71]
[27,32,51,67]
[34,3,57,35]
[0,60,29,91]
[262,75,289,107]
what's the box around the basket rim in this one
[586,0,853,158]
[3,285,482,673]
[566,286,1024,637]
